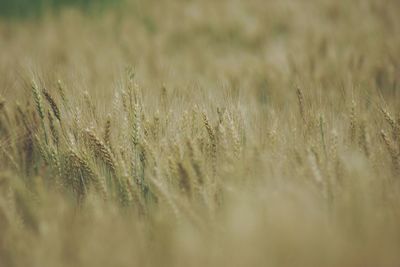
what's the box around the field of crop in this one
[0,0,399,266]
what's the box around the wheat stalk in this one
[349,99,356,143]
[32,81,48,144]
[103,114,112,149]
[66,149,96,199]
[358,120,370,158]
[31,81,45,120]
[56,79,68,108]
[85,128,117,176]
[202,112,217,178]
[381,130,400,173]
[296,88,306,122]
[48,111,59,146]
[42,88,61,121]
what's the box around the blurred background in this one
[0,0,121,18]
[0,0,399,107]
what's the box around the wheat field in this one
[0,0,400,266]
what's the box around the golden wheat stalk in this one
[202,112,217,177]
[296,88,306,122]
[381,107,396,131]
[103,114,112,149]
[177,162,192,196]
[31,81,45,120]
[56,79,68,108]
[42,88,61,121]
[186,138,204,185]
[381,107,400,144]
[358,120,370,158]
[349,99,357,143]
[31,81,49,144]
[380,130,400,173]
[48,111,59,146]
[131,102,141,148]
[85,128,117,175]
[66,149,95,198]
